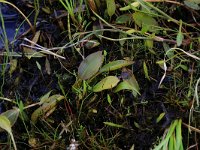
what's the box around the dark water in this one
[0,4,25,49]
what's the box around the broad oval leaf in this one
[0,115,12,134]
[99,60,134,73]
[93,76,120,92]
[106,0,116,17]
[0,107,19,132]
[133,12,158,33]
[78,51,104,80]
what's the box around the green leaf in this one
[36,61,42,71]
[156,112,165,123]
[107,94,112,105]
[184,0,200,10]
[114,81,134,92]
[169,134,175,150]
[114,69,140,97]
[0,107,19,132]
[176,32,184,47]
[106,0,116,17]
[0,115,12,133]
[99,60,134,73]
[93,76,120,92]
[119,32,127,46]
[119,2,140,11]
[132,12,158,33]
[9,59,18,77]
[143,61,150,80]
[116,14,131,24]
[175,119,182,150]
[84,40,100,49]
[0,115,17,150]
[78,51,104,80]
[39,90,52,105]
[103,122,124,128]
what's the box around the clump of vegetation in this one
[0,0,200,149]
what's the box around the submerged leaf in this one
[99,60,134,73]
[78,51,104,80]
[93,76,120,92]
[133,12,158,33]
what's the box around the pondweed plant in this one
[0,0,200,149]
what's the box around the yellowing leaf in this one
[99,60,134,73]
[0,107,19,132]
[106,0,116,17]
[0,115,12,133]
[93,76,120,92]
[0,115,17,150]
[133,12,158,33]
[78,51,104,80]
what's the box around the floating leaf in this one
[106,0,116,17]
[103,121,124,128]
[31,94,64,124]
[99,60,134,73]
[78,51,104,80]
[0,107,19,132]
[133,12,158,33]
[93,76,120,92]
